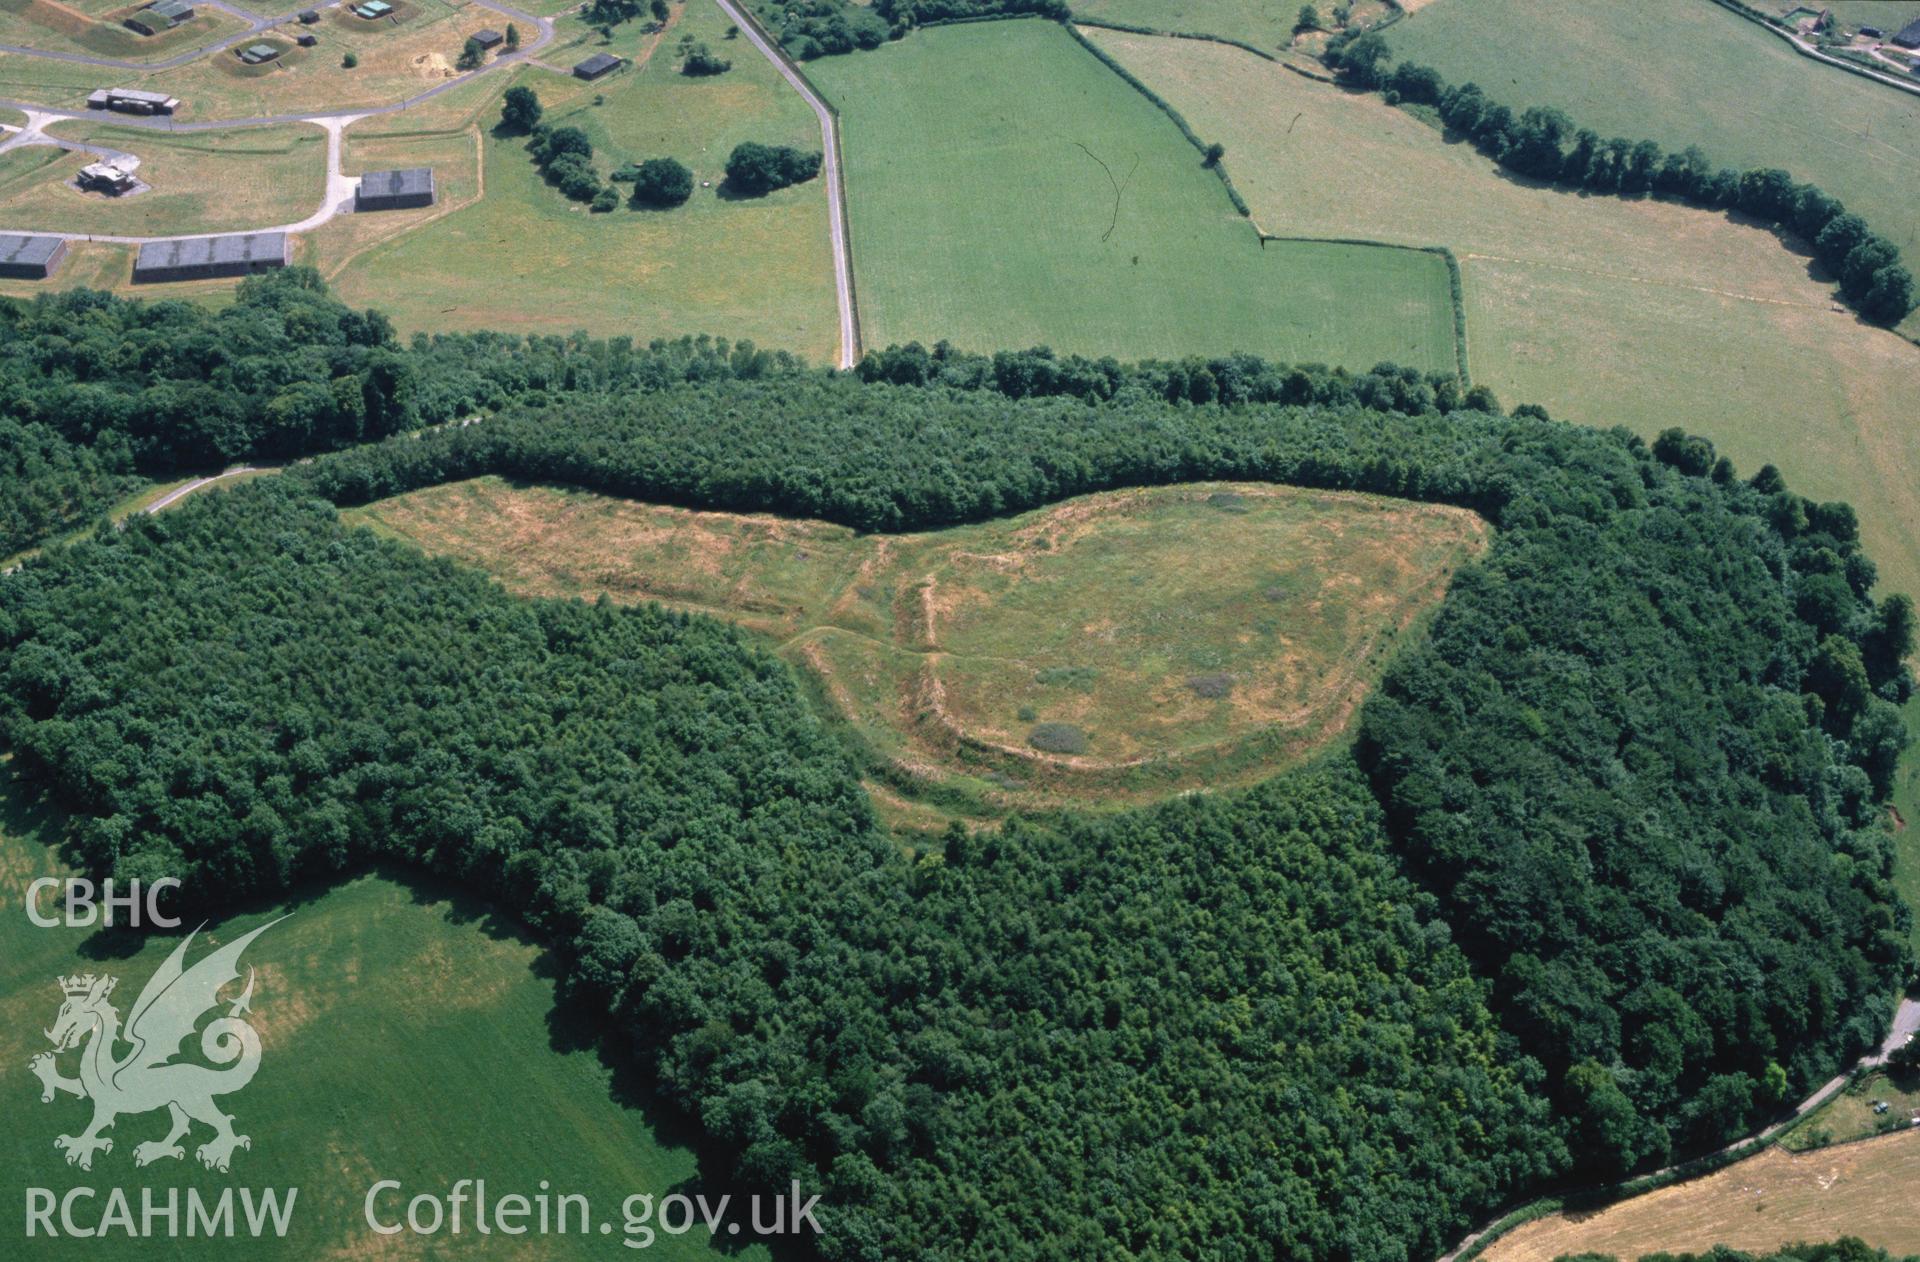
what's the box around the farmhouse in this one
[1895,19,1920,48]
[77,160,139,194]
[133,232,289,283]
[353,0,393,17]
[573,52,622,79]
[124,0,195,34]
[237,42,282,64]
[356,167,435,211]
[86,88,180,115]
[0,234,67,280]
[471,27,503,50]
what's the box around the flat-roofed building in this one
[0,234,67,280]
[237,41,282,63]
[87,87,180,115]
[125,0,195,34]
[353,0,392,17]
[471,27,503,49]
[356,167,435,211]
[133,232,289,283]
[573,52,621,79]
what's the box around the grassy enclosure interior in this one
[808,18,1459,371]
[346,477,1487,819]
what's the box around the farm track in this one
[1438,997,1920,1262]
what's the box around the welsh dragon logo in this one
[28,916,286,1173]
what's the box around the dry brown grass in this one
[1485,1131,1920,1262]
[349,477,1487,816]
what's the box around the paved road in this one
[709,0,857,369]
[1437,995,1920,1262]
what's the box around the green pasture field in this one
[807,18,1458,371]
[1384,0,1920,329]
[346,477,1487,819]
[0,0,248,64]
[0,760,775,1260]
[1085,28,1920,609]
[0,50,123,107]
[8,122,325,235]
[328,0,839,359]
[1070,0,1295,49]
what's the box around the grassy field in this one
[0,48,124,106]
[0,0,247,64]
[0,758,777,1260]
[1070,0,1295,49]
[144,0,521,120]
[1480,1130,1920,1262]
[4,122,326,235]
[807,18,1459,371]
[1783,1067,1920,1151]
[328,0,839,358]
[1084,28,1920,607]
[1384,0,1920,322]
[346,477,1486,820]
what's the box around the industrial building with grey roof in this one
[133,233,289,284]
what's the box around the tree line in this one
[1325,31,1916,326]
[6,363,1912,1256]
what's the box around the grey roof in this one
[147,0,195,17]
[106,88,176,105]
[1897,18,1920,43]
[136,233,287,271]
[0,234,63,266]
[360,167,433,198]
[471,27,503,44]
[574,52,620,74]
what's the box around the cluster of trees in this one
[10,374,1910,1257]
[723,141,821,194]
[857,339,1497,411]
[0,417,141,560]
[749,0,1065,59]
[585,0,667,30]
[526,124,614,208]
[1325,33,1915,325]
[678,34,730,74]
[617,156,694,206]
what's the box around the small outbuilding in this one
[1861,25,1884,38]
[0,234,67,280]
[353,0,392,17]
[573,52,622,80]
[78,160,139,194]
[237,42,282,63]
[86,87,180,115]
[1895,18,1920,48]
[297,7,319,20]
[296,31,317,45]
[124,0,195,34]
[470,27,503,49]
[133,232,289,284]
[355,167,435,211]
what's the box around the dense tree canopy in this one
[6,365,1910,1258]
